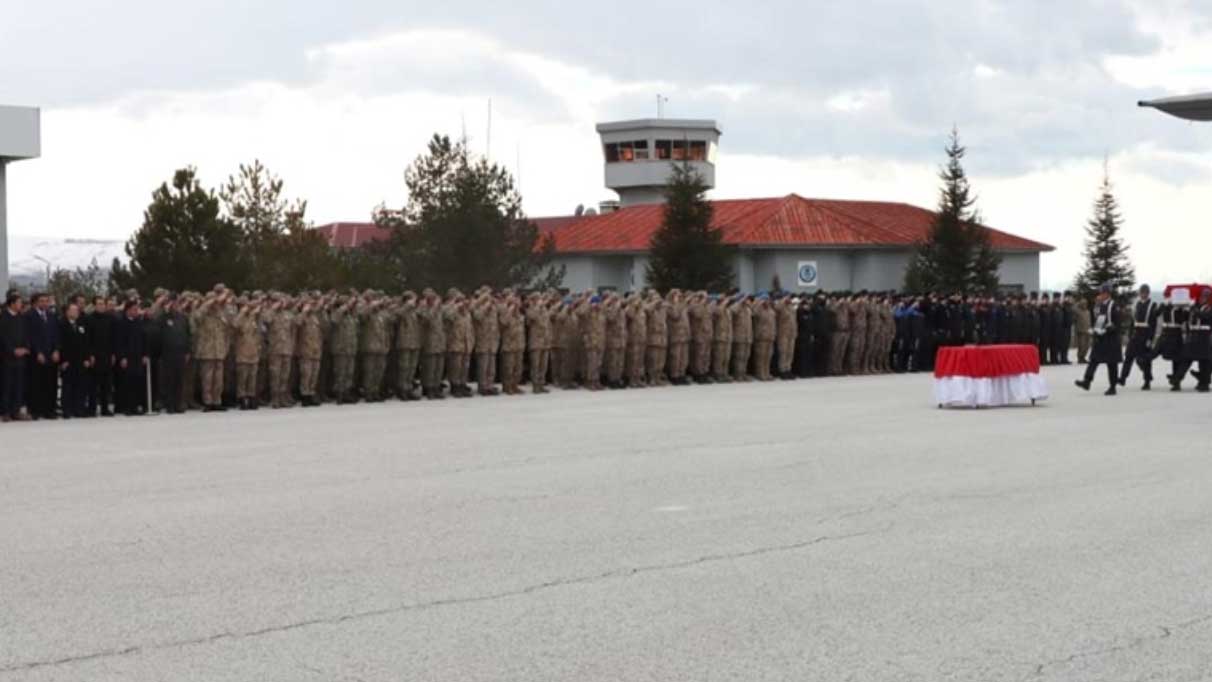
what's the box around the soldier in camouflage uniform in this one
[688,291,714,383]
[752,295,777,381]
[829,295,850,376]
[731,295,753,381]
[711,295,733,383]
[555,299,580,389]
[846,294,868,375]
[358,295,393,402]
[267,297,301,408]
[232,299,262,410]
[328,296,360,403]
[603,293,627,388]
[525,292,553,394]
[418,289,446,399]
[498,293,526,395]
[775,295,798,379]
[444,290,473,398]
[192,288,233,412]
[472,291,501,396]
[578,295,606,391]
[393,291,422,401]
[624,294,648,388]
[645,292,669,386]
[666,290,692,385]
[296,298,325,407]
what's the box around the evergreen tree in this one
[110,168,248,294]
[220,160,344,291]
[645,163,734,292]
[1074,168,1134,300]
[378,134,563,293]
[904,129,1001,294]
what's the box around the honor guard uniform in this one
[1174,290,1212,393]
[1118,284,1158,390]
[1155,290,1187,391]
[1075,284,1121,396]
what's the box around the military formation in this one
[3,282,1210,421]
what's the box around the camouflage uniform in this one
[752,301,777,381]
[193,297,232,409]
[358,302,393,401]
[712,299,733,382]
[830,298,851,375]
[731,298,753,381]
[472,296,501,396]
[498,300,526,395]
[297,308,325,403]
[863,299,880,374]
[418,296,447,398]
[688,295,714,380]
[666,294,691,383]
[443,296,473,397]
[394,297,422,400]
[846,298,867,375]
[645,296,669,386]
[578,300,606,390]
[775,298,798,378]
[233,305,261,404]
[603,297,627,387]
[267,307,300,408]
[328,303,360,402]
[525,297,553,394]
[624,297,648,387]
[554,303,579,389]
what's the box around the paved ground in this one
[2,364,1211,681]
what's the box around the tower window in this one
[633,140,649,160]
[655,140,671,160]
[689,141,707,161]
[604,143,620,162]
[671,140,687,160]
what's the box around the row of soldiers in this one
[3,283,1161,420]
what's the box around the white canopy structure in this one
[1138,92,1212,122]
[0,105,41,293]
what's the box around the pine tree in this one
[904,129,1001,294]
[110,168,249,294]
[645,163,734,293]
[1074,168,1134,300]
[378,134,563,292]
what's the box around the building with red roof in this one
[314,118,1052,293]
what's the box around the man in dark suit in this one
[24,293,61,419]
[1,292,32,421]
[113,300,150,416]
[157,295,192,414]
[87,296,117,416]
[58,302,91,418]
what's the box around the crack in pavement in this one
[1026,614,1212,679]
[0,524,891,676]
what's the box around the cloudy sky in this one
[3,0,1211,288]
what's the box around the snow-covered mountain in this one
[7,235,127,285]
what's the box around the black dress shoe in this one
[1142,381,1151,391]
[1104,387,1117,396]
[1074,380,1091,391]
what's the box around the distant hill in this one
[8,236,127,287]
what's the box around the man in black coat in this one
[1058,292,1074,364]
[157,295,192,414]
[113,300,150,416]
[58,302,91,418]
[1118,284,1159,390]
[24,293,61,419]
[87,296,117,416]
[1,292,32,421]
[1075,284,1122,396]
[1173,290,1212,393]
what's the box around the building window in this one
[689,140,707,161]
[604,143,619,163]
[671,140,687,161]
[655,140,672,160]
[618,141,634,162]
[633,140,649,160]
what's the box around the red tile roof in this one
[314,195,1052,253]
[314,222,390,248]
[546,195,1052,253]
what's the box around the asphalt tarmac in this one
[2,364,1210,681]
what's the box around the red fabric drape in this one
[933,345,1041,379]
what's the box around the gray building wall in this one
[997,252,1040,291]
[554,248,1042,294]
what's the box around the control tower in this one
[0,105,41,293]
[596,118,720,208]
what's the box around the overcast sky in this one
[3,0,1211,288]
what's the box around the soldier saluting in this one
[1075,284,1121,396]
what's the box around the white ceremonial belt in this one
[1162,324,1181,329]
[1192,325,1211,331]
[1134,323,1150,328]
